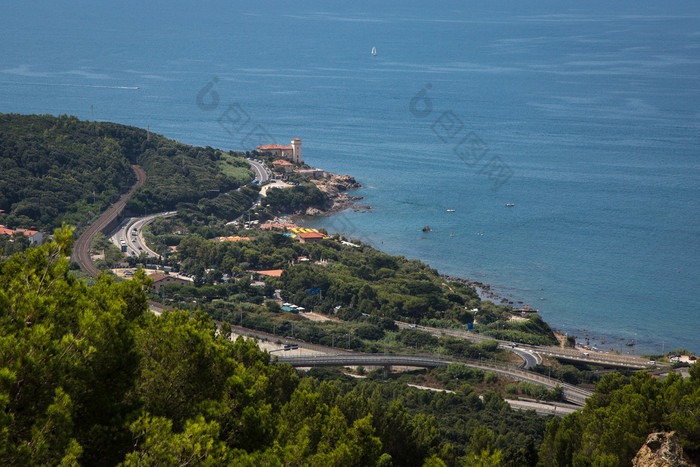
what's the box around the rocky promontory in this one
[309,173,366,214]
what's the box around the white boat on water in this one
[446,209,455,212]
[506,203,515,207]
[371,46,377,56]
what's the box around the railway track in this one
[73,165,146,276]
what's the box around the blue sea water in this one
[2,0,699,353]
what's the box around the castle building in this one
[257,138,302,164]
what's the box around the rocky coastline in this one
[306,173,368,216]
[441,274,534,310]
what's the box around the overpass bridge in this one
[276,354,592,406]
[397,323,653,370]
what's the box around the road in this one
[509,347,540,368]
[505,399,580,417]
[111,211,176,258]
[395,322,652,370]
[530,347,651,369]
[397,322,538,369]
[275,354,593,406]
[227,325,582,415]
[73,165,146,276]
[247,159,270,182]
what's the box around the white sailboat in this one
[371,46,377,56]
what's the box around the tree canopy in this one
[0,113,254,232]
[538,367,700,465]
[1,231,549,465]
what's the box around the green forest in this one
[0,113,254,232]
[0,230,541,465]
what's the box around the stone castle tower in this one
[291,138,302,164]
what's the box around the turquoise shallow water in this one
[1,0,699,353]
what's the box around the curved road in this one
[73,165,146,276]
[248,159,270,183]
[276,354,592,406]
[509,347,540,368]
[113,211,176,258]
[396,322,652,370]
[224,326,591,405]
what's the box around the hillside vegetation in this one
[0,230,547,465]
[0,113,253,232]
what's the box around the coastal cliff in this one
[307,173,366,215]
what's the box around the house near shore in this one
[272,159,294,173]
[257,138,302,164]
[297,231,326,244]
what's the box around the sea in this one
[2,0,699,354]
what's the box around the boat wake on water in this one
[0,81,139,90]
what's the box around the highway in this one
[222,325,592,406]
[111,211,177,258]
[248,158,270,182]
[529,347,651,370]
[275,354,592,406]
[510,347,541,368]
[395,322,652,370]
[505,399,580,417]
[73,165,146,275]
[396,322,539,369]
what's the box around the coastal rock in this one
[312,174,362,197]
[305,207,325,216]
[632,432,694,467]
[310,173,366,214]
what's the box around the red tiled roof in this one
[1,225,41,237]
[16,229,39,236]
[298,231,326,239]
[149,273,170,282]
[292,138,301,141]
[254,269,284,277]
[273,159,293,166]
[257,144,293,150]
